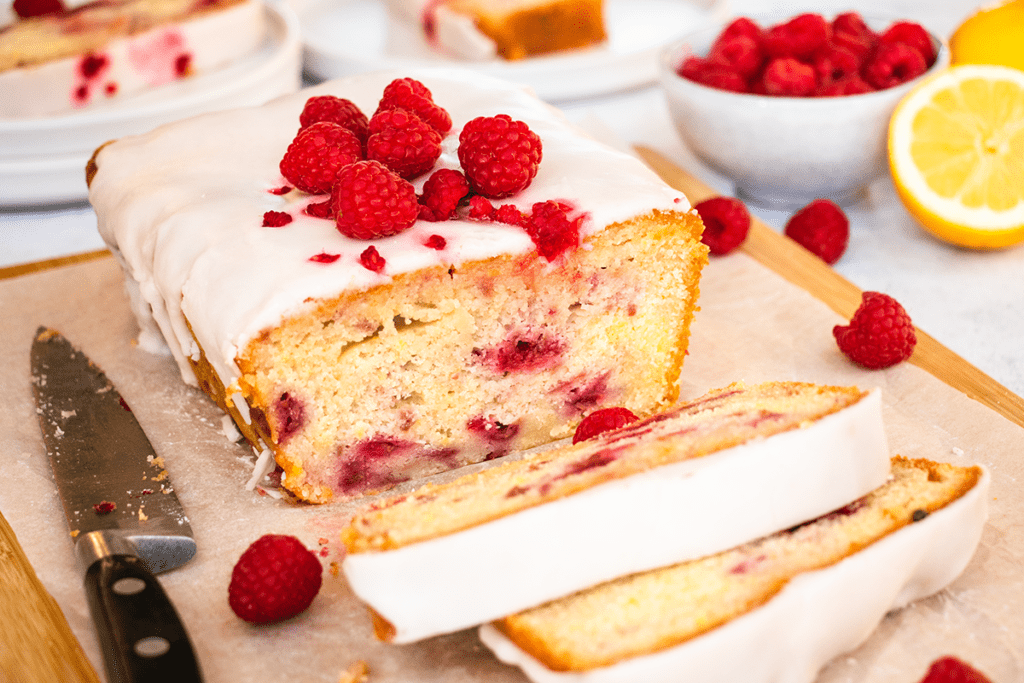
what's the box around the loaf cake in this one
[387,0,606,60]
[87,69,707,504]
[0,0,265,117]
[340,381,892,643]
[480,456,989,683]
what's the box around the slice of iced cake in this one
[387,0,606,61]
[480,456,988,683]
[340,382,891,643]
[87,69,707,503]
[0,0,265,116]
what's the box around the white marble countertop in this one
[2,0,1020,402]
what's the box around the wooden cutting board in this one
[1,150,1021,683]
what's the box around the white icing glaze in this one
[342,390,891,643]
[0,0,265,117]
[89,69,691,395]
[478,465,990,683]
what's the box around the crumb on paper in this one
[338,660,368,683]
[329,561,339,576]
[138,508,148,521]
[70,530,80,538]
[93,501,116,514]
[952,446,966,457]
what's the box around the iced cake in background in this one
[0,0,265,116]
[386,0,606,60]
[87,69,707,504]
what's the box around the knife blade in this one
[30,327,203,683]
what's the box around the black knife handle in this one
[84,554,203,683]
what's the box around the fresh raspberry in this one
[572,407,639,444]
[458,115,543,199]
[817,74,873,96]
[12,0,64,18]
[228,534,322,624]
[418,168,469,221]
[708,34,764,80]
[833,291,916,369]
[298,95,369,144]
[831,12,877,64]
[784,198,849,264]
[366,108,442,179]
[917,656,993,683]
[762,57,817,96]
[719,16,763,44]
[693,196,750,255]
[863,42,928,90]
[678,57,749,93]
[359,246,386,273]
[525,201,581,261]
[495,203,526,226]
[376,77,452,135]
[279,122,363,195]
[763,13,830,60]
[468,195,495,219]
[262,210,292,227]
[879,21,935,66]
[331,160,419,239]
[811,45,860,89]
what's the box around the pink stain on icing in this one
[70,51,110,107]
[127,28,192,85]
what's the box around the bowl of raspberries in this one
[659,11,949,208]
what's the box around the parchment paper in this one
[0,252,1021,683]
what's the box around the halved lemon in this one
[888,64,1024,249]
[950,0,1024,71]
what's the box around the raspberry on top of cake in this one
[88,69,707,503]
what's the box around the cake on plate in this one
[340,382,892,643]
[386,0,606,61]
[87,69,707,504]
[480,456,989,683]
[0,0,265,117]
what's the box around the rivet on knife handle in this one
[84,554,203,683]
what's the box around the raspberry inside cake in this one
[88,70,707,503]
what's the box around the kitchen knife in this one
[30,327,203,683]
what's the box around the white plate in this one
[0,1,303,208]
[301,0,726,102]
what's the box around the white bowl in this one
[658,15,950,208]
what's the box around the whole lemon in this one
[949,0,1024,70]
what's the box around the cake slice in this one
[480,456,988,683]
[388,0,607,61]
[0,0,265,117]
[340,381,892,643]
[87,69,707,504]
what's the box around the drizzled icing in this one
[89,69,691,396]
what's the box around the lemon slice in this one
[950,0,1024,71]
[888,64,1024,248]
